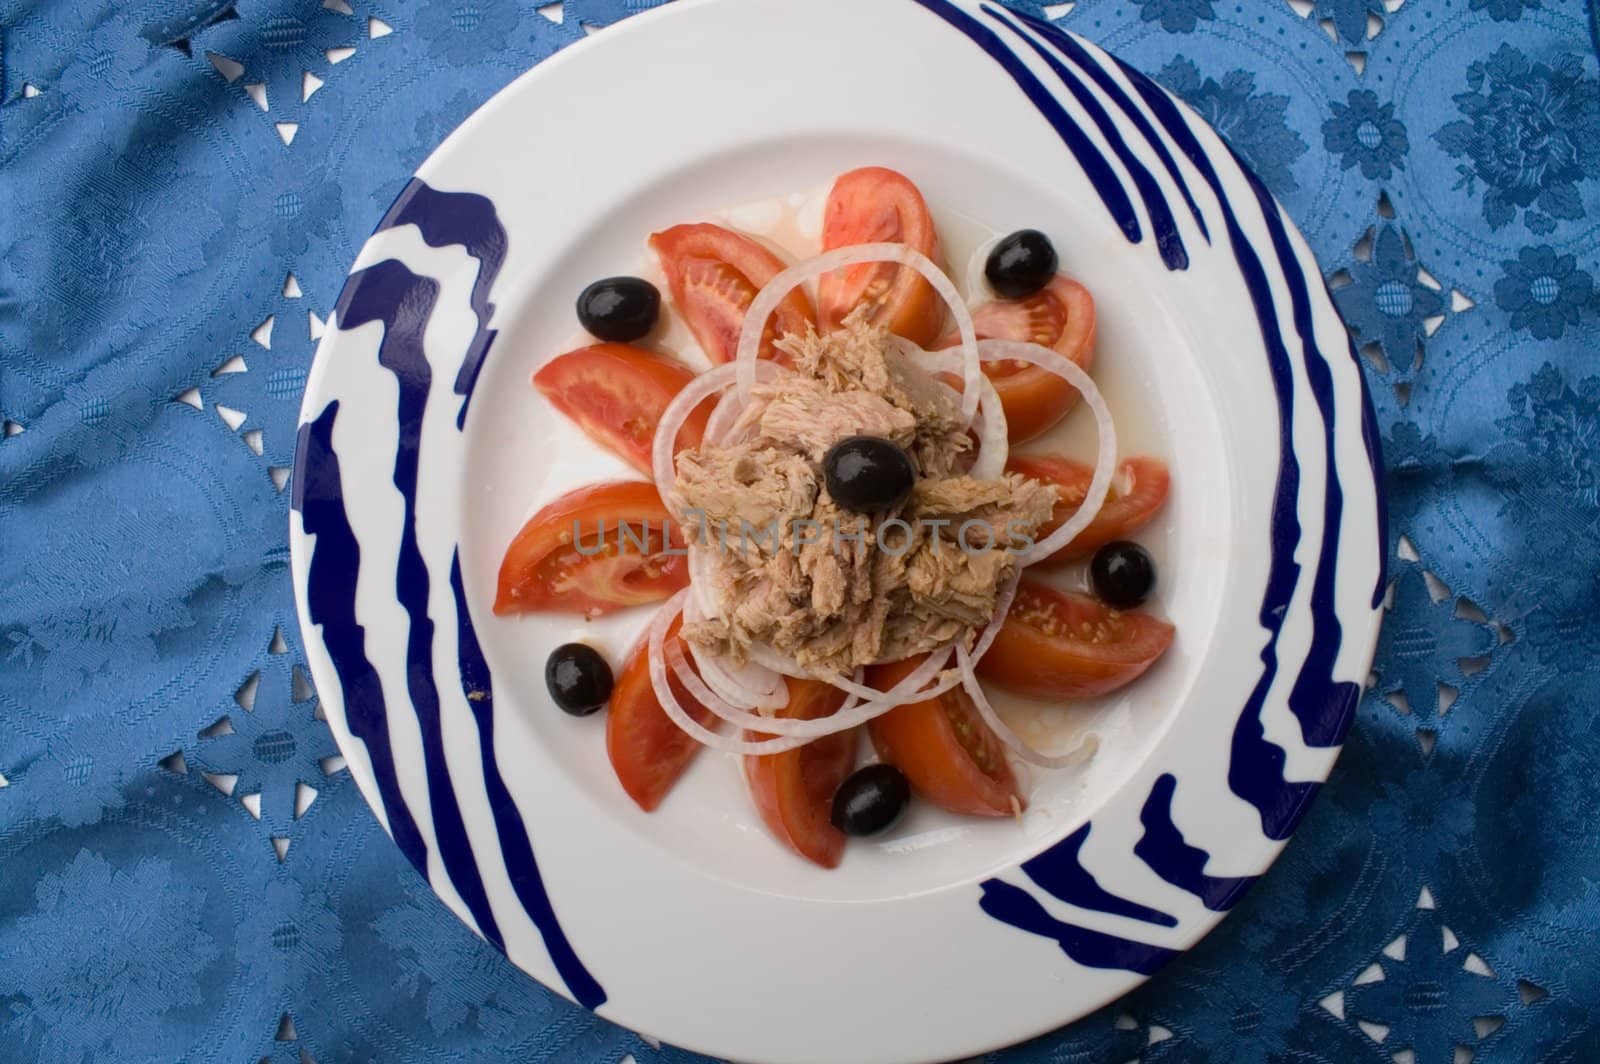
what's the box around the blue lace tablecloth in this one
[3,0,1597,1060]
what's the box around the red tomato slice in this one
[649,223,815,365]
[1006,454,1171,564]
[744,678,855,868]
[864,654,1022,818]
[818,167,946,346]
[935,275,1097,444]
[494,481,688,618]
[607,614,720,812]
[533,343,710,478]
[977,579,1174,700]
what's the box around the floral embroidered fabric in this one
[1,0,1596,1060]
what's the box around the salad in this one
[496,167,1174,868]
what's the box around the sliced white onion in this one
[916,345,1009,480]
[704,359,785,445]
[973,570,1020,664]
[686,546,723,620]
[681,577,786,711]
[974,339,1117,566]
[839,674,865,714]
[671,642,911,743]
[734,243,982,427]
[964,232,1004,307]
[651,594,986,753]
[968,406,1009,480]
[649,570,1030,757]
[705,389,746,446]
[687,635,787,711]
[831,569,1019,713]
[955,640,1100,770]
[688,643,780,710]
[884,334,929,362]
[651,361,747,503]
[811,652,951,705]
[647,592,818,756]
[749,640,965,712]
[665,639,816,736]
[742,642,814,680]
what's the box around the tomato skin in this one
[1006,455,1171,564]
[819,167,946,346]
[533,343,709,478]
[977,580,1174,700]
[864,655,1022,818]
[493,481,688,617]
[936,275,1096,444]
[649,223,815,365]
[744,679,855,868]
[607,615,719,812]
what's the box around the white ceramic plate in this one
[289,1,1385,1060]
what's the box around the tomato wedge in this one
[649,223,815,365]
[977,579,1174,700]
[1006,455,1171,564]
[744,679,855,868]
[935,275,1096,444]
[864,654,1022,817]
[533,343,709,477]
[818,167,946,346]
[607,615,719,812]
[494,481,688,618]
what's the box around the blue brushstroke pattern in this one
[1103,51,1328,839]
[988,11,1377,830]
[1021,824,1178,927]
[292,403,432,883]
[1134,775,1257,911]
[918,0,1380,962]
[1233,163,1363,748]
[908,0,1143,245]
[979,880,1178,976]
[375,179,508,427]
[1010,8,1211,244]
[333,259,510,957]
[449,553,607,1010]
[324,257,605,1008]
[983,5,1189,270]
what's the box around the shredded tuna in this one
[672,311,1055,677]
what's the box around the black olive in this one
[830,763,911,837]
[1090,541,1156,609]
[576,276,660,342]
[985,229,1058,299]
[545,642,613,716]
[823,436,915,513]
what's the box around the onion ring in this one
[649,594,1011,751]
[682,610,787,712]
[964,232,1004,306]
[734,243,982,427]
[647,592,817,756]
[915,344,1010,480]
[974,339,1117,565]
[651,362,744,504]
[704,359,785,445]
[955,640,1100,770]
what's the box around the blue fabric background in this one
[2,0,1597,1060]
